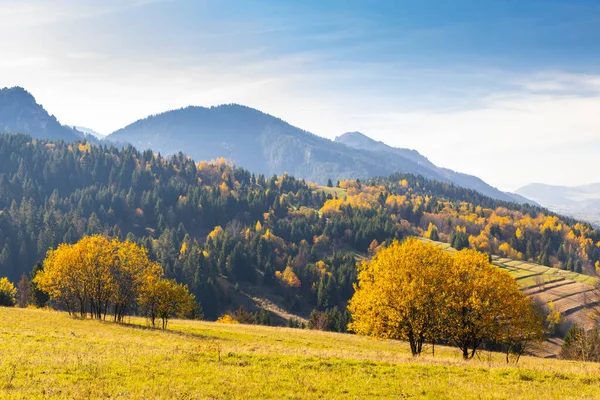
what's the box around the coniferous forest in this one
[1,133,599,322]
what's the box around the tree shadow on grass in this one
[95,318,230,342]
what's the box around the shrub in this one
[0,277,17,307]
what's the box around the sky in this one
[2,0,600,191]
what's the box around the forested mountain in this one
[108,105,525,203]
[0,87,531,204]
[0,87,81,142]
[1,133,598,322]
[517,182,600,226]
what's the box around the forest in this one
[0,133,599,321]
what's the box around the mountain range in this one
[0,86,529,204]
[516,183,600,225]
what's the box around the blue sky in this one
[2,0,600,190]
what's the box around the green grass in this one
[1,308,600,399]
[315,185,347,200]
[518,275,565,289]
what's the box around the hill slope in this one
[1,133,599,321]
[107,106,524,203]
[0,87,81,142]
[2,307,600,399]
[517,182,600,225]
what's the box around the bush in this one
[0,277,17,307]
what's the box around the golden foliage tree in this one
[348,238,451,356]
[0,277,17,307]
[34,235,191,325]
[442,249,541,360]
[137,275,195,329]
[275,266,301,288]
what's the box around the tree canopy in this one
[348,239,544,359]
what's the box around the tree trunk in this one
[462,346,469,360]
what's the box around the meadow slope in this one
[1,308,600,399]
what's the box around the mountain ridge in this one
[108,105,529,204]
[0,86,82,142]
[0,86,532,205]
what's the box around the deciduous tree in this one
[348,238,451,356]
[0,277,17,307]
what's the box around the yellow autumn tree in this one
[112,241,163,322]
[35,235,176,323]
[0,277,17,307]
[348,240,544,359]
[216,314,240,324]
[497,294,545,364]
[348,238,451,356]
[275,266,301,288]
[443,249,538,359]
[137,275,196,329]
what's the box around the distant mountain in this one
[0,87,81,142]
[108,106,528,203]
[70,126,105,139]
[335,132,536,205]
[516,183,600,225]
[335,131,434,167]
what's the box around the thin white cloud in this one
[1,2,600,191]
[0,0,164,27]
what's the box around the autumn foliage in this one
[348,238,544,360]
[34,235,195,327]
[0,277,16,307]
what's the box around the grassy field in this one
[2,308,600,399]
[315,185,347,200]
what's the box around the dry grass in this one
[1,307,600,399]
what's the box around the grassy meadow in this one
[1,308,600,399]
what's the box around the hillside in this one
[0,87,81,142]
[1,307,600,399]
[517,182,600,225]
[70,126,105,139]
[1,133,599,322]
[107,106,523,203]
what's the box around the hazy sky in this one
[2,0,600,191]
